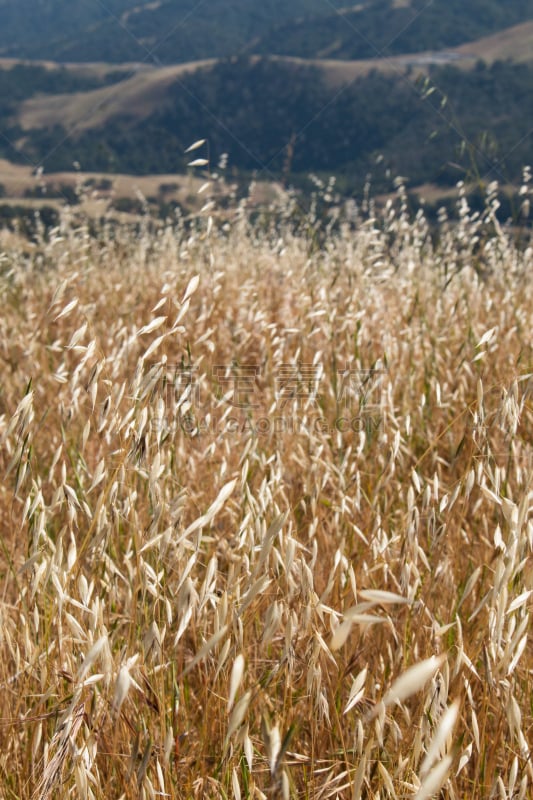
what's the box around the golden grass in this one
[0,178,532,799]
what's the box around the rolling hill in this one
[249,0,533,61]
[17,61,217,132]
[14,18,533,137]
[0,1,530,206]
[3,53,529,198]
[0,0,344,63]
[0,0,530,65]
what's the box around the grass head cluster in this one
[0,174,532,799]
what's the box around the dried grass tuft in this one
[0,176,532,798]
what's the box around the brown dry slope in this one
[14,20,533,132]
[455,20,533,63]
[17,60,216,133]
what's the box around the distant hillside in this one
[0,0,530,64]
[456,21,533,64]
[0,61,124,119]
[16,61,216,132]
[4,57,530,196]
[250,0,533,60]
[8,20,532,142]
[0,0,344,63]
[0,0,135,58]
[0,1,530,201]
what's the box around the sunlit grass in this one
[0,176,531,799]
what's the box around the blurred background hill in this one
[0,0,531,212]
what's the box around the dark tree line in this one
[0,0,530,63]
[9,57,529,195]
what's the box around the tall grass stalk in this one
[0,177,531,799]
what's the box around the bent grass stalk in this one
[0,176,531,798]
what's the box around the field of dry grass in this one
[0,175,532,799]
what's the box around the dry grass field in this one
[0,175,532,799]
